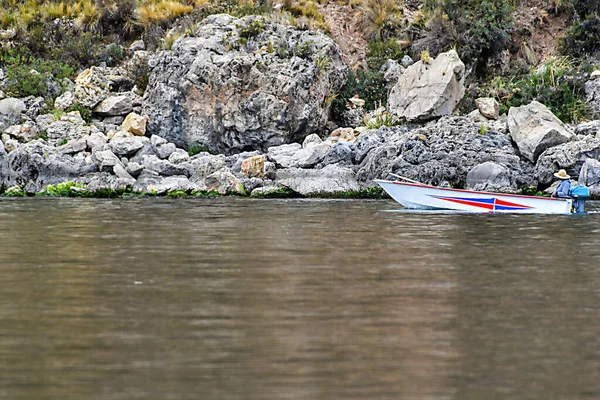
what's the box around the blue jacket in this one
[555,179,571,198]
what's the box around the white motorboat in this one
[375,179,578,214]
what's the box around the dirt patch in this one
[513,0,570,63]
[319,3,369,70]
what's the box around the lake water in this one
[2,198,600,399]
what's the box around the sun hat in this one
[554,169,571,179]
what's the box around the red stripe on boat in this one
[437,197,495,210]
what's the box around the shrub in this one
[561,15,600,58]
[486,57,592,123]
[361,0,403,40]
[366,38,404,71]
[1,52,75,98]
[363,109,401,129]
[238,19,266,38]
[65,103,93,124]
[423,0,515,73]
[332,68,388,117]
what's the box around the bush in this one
[486,57,592,123]
[423,0,514,73]
[1,51,75,98]
[561,15,600,58]
[360,0,403,40]
[366,38,404,71]
[332,68,388,117]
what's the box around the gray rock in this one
[0,97,26,116]
[151,134,167,147]
[508,101,575,163]
[302,133,323,148]
[401,55,414,68]
[94,149,123,172]
[320,142,354,166]
[205,170,244,194]
[353,130,383,163]
[46,112,91,146]
[54,91,75,111]
[129,40,145,53]
[109,136,149,158]
[125,161,144,178]
[340,108,364,128]
[3,137,19,153]
[143,14,347,153]
[113,163,135,180]
[86,130,108,150]
[103,116,125,125]
[129,142,160,164]
[288,142,330,168]
[4,140,97,192]
[35,114,56,133]
[356,116,536,190]
[250,185,283,197]
[26,97,45,119]
[380,59,405,89]
[93,94,135,116]
[240,176,263,192]
[585,78,600,115]
[59,138,87,154]
[276,164,360,195]
[74,66,133,108]
[264,160,276,180]
[575,120,600,136]
[0,97,25,132]
[134,174,196,194]
[267,143,302,168]
[578,158,600,196]
[535,135,600,185]
[75,172,133,192]
[4,123,38,143]
[475,97,500,120]
[142,154,190,177]
[168,148,191,164]
[466,161,512,191]
[388,50,465,121]
[190,154,227,181]
[157,142,176,159]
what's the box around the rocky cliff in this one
[143,14,347,154]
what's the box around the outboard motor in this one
[570,185,590,213]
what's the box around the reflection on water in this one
[1,198,600,399]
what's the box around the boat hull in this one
[375,180,572,214]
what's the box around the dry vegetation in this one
[0,0,209,30]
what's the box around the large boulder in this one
[3,140,97,192]
[142,14,347,153]
[578,158,600,196]
[466,162,511,192]
[93,93,139,116]
[356,116,535,191]
[535,135,600,185]
[507,101,575,163]
[388,50,465,121]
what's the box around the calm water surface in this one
[1,198,600,399]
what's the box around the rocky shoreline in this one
[3,15,600,200]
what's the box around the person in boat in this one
[551,169,571,198]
